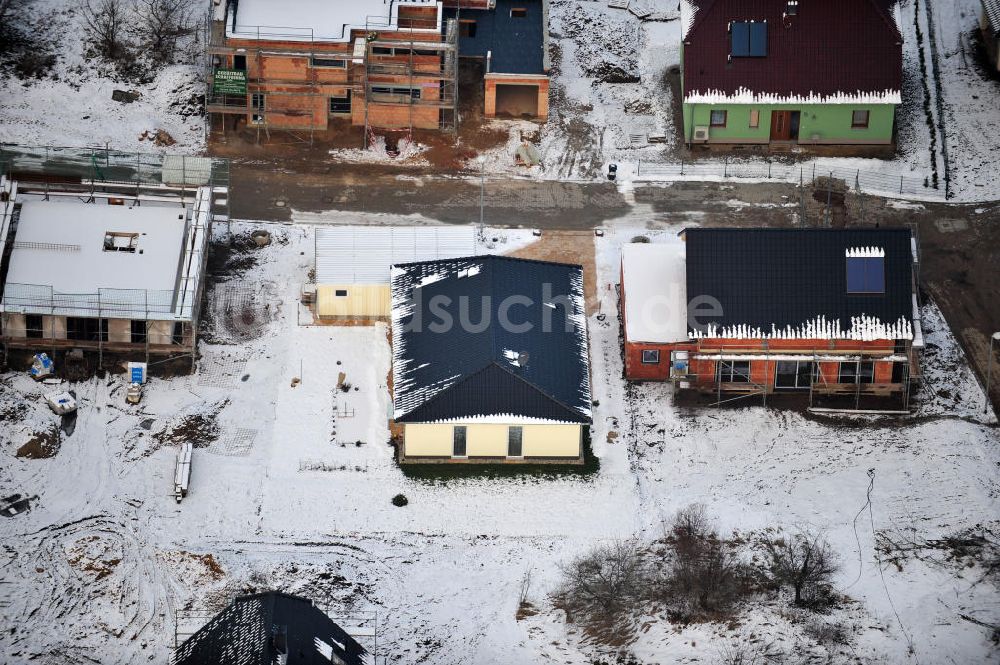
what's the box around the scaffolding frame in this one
[679,344,918,413]
[0,148,228,372]
[205,1,460,146]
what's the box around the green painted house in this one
[679,0,903,148]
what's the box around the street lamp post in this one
[986,331,1000,414]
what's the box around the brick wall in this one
[485,75,549,120]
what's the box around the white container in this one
[45,391,77,415]
[174,442,193,503]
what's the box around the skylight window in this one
[730,21,767,57]
[103,231,138,253]
[845,247,885,294]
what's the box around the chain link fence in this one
[635,157,940,200]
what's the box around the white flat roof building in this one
[621,241,689,344]
[0,189,213,322]
[227,0,443,43]
[315,226,478,284]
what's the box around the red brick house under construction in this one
[206,0,550,140]
[621,228,923,410]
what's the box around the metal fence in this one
[635,157,940,200]
[0,144,227,187]
[0,284,186,319]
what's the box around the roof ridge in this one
[865,0,903,41]
[400,362,588,423]
[682,0,716,42]
[489,360,591,422]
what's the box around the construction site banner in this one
[213,69,247,95]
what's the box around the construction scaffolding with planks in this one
[676,346,919,413]
[360,15,460,146]
[205,1,460,146]
[0,145,230,371]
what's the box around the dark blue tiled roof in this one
[684,228,914,334]
[391,255,591,424]
[445,0,547,75]
[172,591,367,665]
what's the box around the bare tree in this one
[667,503,714,560]
[763,529,839,606]
[553,539,643,622]
[81,0,130,60]
[660,504,752,617]
[133,0,194,63]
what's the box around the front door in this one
[508,426,523,457]
[453,426,467,457]
[789,111,801,140]
[770,110,792,141]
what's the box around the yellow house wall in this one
[403,423,582,458]
[522,424,581,457]
[317,284,391,318]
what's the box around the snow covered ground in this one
[0,217,997,664]
[475,0,1000,203]
[4,0,1000,203]
[0,0,205,151]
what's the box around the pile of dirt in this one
[154,402,228,448]
[161,551,226,582]
[16,427,60,459]
[207,232,265,276]
[66,534,121,582]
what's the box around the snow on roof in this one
[689,315,914,342]
[1,192,211,321]
[420,414,581,425]
[315,226,478,284]
[228,0,442,43]
[684,87,902,105]
[679,0,698,39]
[846,246,885,258]
[391,255,592,424]
[621,241,688,344]
[984,0,1000,35]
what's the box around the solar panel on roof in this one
[846,257,885,294]
[749,22,767,56]
[731,21,750,56]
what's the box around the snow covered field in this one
[0,0,205,151]
[0,217,997,664]
[4,0,1000,203]
[474,0,1000,204]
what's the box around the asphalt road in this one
[229,158,1000,415]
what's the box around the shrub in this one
[553,539,643,623]
[391,493,408,507]
[81,0,131,61]
[660,504,753,619]
[763,528,839,607]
